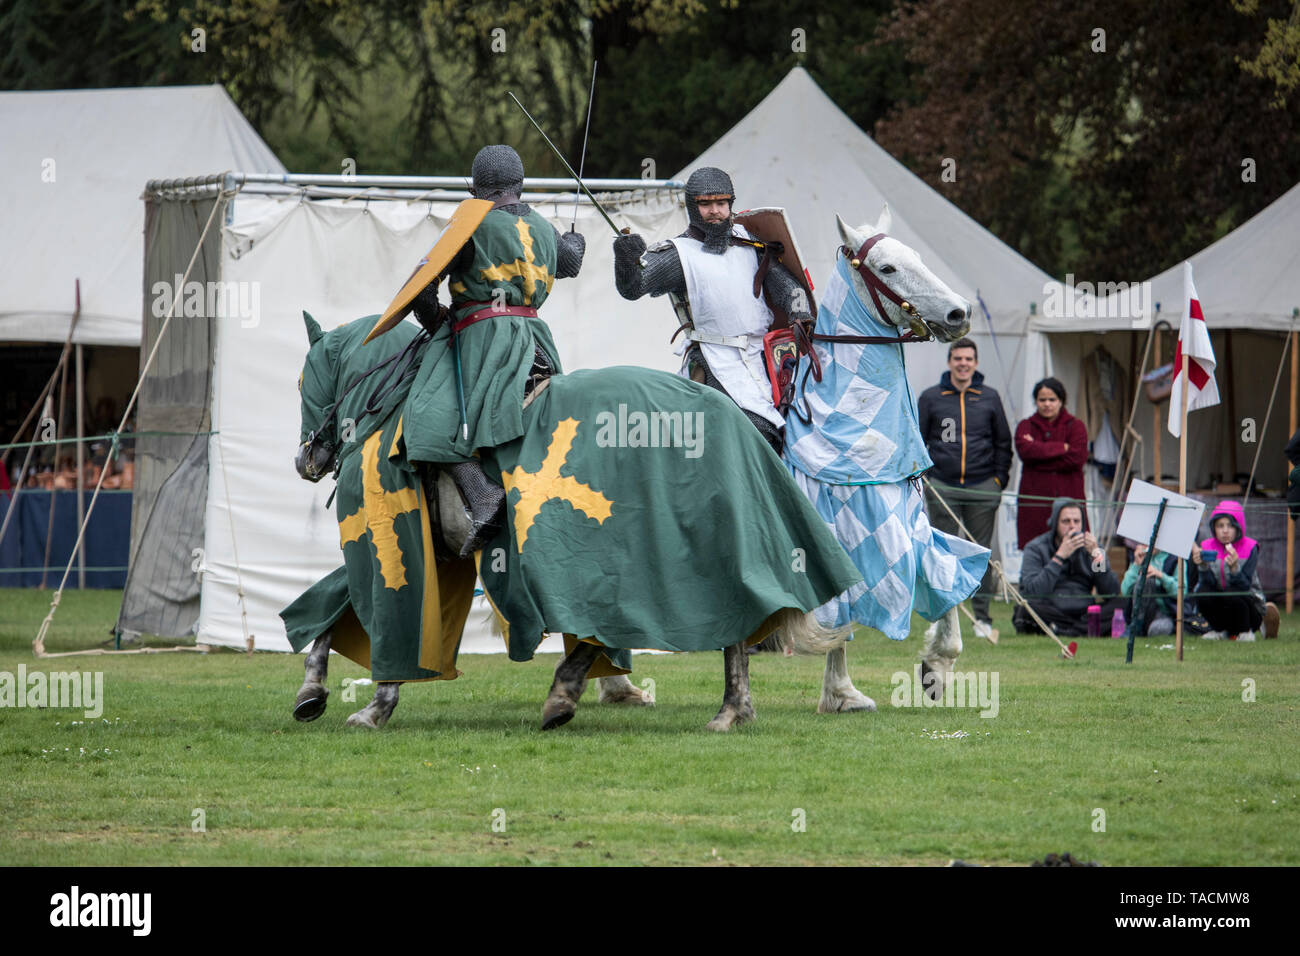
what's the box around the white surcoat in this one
[666,224,783,428]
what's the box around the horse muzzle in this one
[295,434,337,482]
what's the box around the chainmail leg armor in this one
[449,460,505,557]
[684,167,737,254]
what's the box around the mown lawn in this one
[1,587,1297,866]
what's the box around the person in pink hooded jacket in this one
[1190,500,1280,641]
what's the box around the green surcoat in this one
[404,207,564,464]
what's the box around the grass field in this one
[2,587,1298,866]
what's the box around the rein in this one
[304,329,431,479]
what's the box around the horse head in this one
[295,311,342,482]
[835,206,971,342]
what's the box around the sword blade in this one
[507,90,622,235]
[572,61,598,229]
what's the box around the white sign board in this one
[1116,479,1206,559]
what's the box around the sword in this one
[507,90,626,236]
[571,61,597,231]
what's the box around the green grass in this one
[1,587,1297,866]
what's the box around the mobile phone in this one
[1200,548,1216,563]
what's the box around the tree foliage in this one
[874,0,1300,279]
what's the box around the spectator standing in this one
[917,337,1012,640]
[1015,377,1088,550]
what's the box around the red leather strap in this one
[453,302,539,334]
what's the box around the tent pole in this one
[1289,329,1297,612]
[75,338,85,590]
[41,335,72,589]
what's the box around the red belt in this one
[453,301,539,334]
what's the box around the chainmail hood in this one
[471,145,525,201]
[685,166,736,254]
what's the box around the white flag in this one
[1168,261,1219,438]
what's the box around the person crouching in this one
[1014,497,1123,636]
[1192,501,1280,641]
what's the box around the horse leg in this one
[817,644,877,714]
[542,642,601,730]
[597,674,655,706]
[293,629,332,722]
[345,681,401,728]
[707,641,756,732]
[920,606,963,701]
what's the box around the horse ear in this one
[872,204,892,236]
[836,213,862,252]
[303,310,324,346]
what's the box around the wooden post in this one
[1177,348,1190,662]
[1153,326,1162,485]
[75,341,85,590]
[1289,329,1297,612]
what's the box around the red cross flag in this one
[1168,261,1219,438]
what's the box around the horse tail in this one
[770,607,852,655]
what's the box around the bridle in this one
[298,329,430,483]
[786,233,937,425]
[814,234,938,345]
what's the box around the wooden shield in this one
[363,198,493,344]
[735,206,817,323]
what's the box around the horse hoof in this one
[598,680,654,706]
[706,704,755,732]
[293,685,328,722]
[345,710,380,729]
[919,661,944,702]
[541,702,576,731]
[818,691,877,714]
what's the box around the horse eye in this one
[881,265,896,274]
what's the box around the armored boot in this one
[448,460,505,558]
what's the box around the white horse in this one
[782,207,991,712]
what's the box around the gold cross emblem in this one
[479,218,554,305]
[338,426,421,590]
[501,417,612,552]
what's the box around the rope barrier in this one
[33,182,237,659]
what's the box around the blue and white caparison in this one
[782,207,990,711]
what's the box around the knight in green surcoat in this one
[404,144,586,553]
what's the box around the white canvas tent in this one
[1027,181,1300,494]
[121,178,686,652]
[0,85,286,347]
[676,66,1054,415]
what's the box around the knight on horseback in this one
[408,144,587,554]
[612,167,811,455]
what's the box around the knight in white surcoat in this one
[612,167,813,453]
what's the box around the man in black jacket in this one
[917,338,1012,638]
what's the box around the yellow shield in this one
[363,198,494,344]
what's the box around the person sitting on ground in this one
[1013,497,1123,636]
[1191,501,1279,641]
[1121,542,1181,637]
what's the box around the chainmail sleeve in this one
[762,260,814,321]
[613,234,686,301]
[553,226,586,279]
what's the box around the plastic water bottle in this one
[1087,604,1101,637]
[1112,608,1126,638]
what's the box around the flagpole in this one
[1177,347,1190,662]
